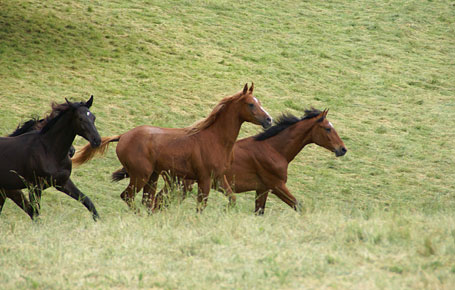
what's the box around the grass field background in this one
[1,0,455,288]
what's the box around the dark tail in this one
[112,167,129,182]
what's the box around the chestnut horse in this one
[113,108,347,214]
[73,84,272,211]
[0,96,101,220]
[223,108,347,214]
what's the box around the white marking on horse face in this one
[86,112,91,116]
[329,122,333,128]
[253,97,271,118]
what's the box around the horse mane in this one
[39,101,85,134]
[9,103,70,136]
[254,108,322,141]
[185,91,247,135]
[8,118,42,137]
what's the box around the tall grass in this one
[1,0,455,288]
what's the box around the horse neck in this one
[268,119,316,163]
[40,111,76,160]
[205,103,243,151]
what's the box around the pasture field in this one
[1,0,455,289]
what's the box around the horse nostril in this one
[266,117,272,123]
[342,147,347,153]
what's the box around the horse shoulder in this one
[246,140,288,182]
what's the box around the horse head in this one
[311,109,347,157]
[66,95,101,148]
[237,83,272,129]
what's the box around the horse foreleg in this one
[196,177,211,212]
[121,174,148,212]
[5,190,35,219]
[221,175,237,206]
[57,179,100,221]
[255,190,269,215]
[271,183,302,213]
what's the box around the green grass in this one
[1,0,455,288]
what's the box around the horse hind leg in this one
[6,190,35,219]
[120,172,150,212]
[142,172,160,212]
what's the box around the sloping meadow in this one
[1,0,454,289]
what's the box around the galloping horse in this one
[223,108,347,214]
[73,83,272,211]
[0,96,101,220]
[112,108,347,214]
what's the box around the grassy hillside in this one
[1,0,455,289]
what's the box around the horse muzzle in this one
[334,147,347,157]
[262,117,273,129]
[90,137,102,148]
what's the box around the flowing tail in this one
[112,167,129,182]
[72,135,121,166]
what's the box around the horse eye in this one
[325,128,331,132]
[248,103,254,108]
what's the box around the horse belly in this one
[226,170,260,193]
[0,171,27,190]
[155,155,197,180]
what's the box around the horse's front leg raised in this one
[271,183,302,213]
[57,178,100,221]
[196,177,211,212]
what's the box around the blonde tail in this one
[72,135,121,166]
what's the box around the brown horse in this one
[73,83,272,211]
[112,108,347,214]
[223,109,347,214]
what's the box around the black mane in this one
[254,108,322,141]
[9,118,41,137]
[39,101,85,134]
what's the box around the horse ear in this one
[65,98,75,107]
[316,109,326,122]
[249,82,254,93]
[323,108,329,117]
[242,83,248,95]
[86,95,94,108]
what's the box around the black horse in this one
[0,96,101,220]
[8,118,76,157]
